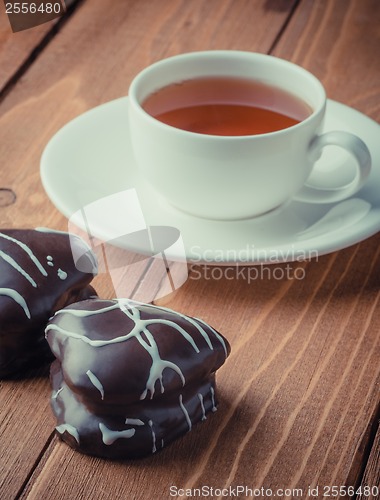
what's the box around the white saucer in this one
[40,98,380,264]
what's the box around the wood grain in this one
[271,0,380,488]
[271,0,380,119]
[170,242,380,493]
[0,1,298,498]
[0,371,53,499]
[0,0,379,499]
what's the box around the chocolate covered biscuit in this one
[46,299,230,459]
[0,228,97,377]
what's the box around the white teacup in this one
[128,51,371,220]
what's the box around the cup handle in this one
[294,131,371,204]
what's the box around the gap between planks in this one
[353,401,380,499]
[267,0,302,55]
[0,0,86,104]
[14,432,55,500]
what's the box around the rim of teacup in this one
[128,50,327,140]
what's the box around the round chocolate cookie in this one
[46,298,230,459]
[0,228,97,377]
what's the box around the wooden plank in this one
[0,371,53,500]
[271,0,380,119]
[270,0,380,488]
[0,1,297,498]
[157,241,380,494]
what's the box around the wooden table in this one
[1,1,379,499]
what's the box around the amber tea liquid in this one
[142,76,312,136]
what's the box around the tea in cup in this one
[128,51,371,220]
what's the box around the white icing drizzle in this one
[198,393,207,421]
[141,348,184,399]
[53,301,199,353]
[179,394,192,432]
[130,300,226,354]
[56,424,80,444]
[47,304,194,400]
[35,227,68,235]
[47,300,227,402]
[0,230,94,325]
[133,299,227,355]
[120,303,186,400]
[86,370,104,400]
[99,422,135,445]
[36,227,97,277]
[0,250,37,287]
[57,268,68,280]
[210,386,217,412]
[145,318,199,353]
[181,315,214,350]
[125,418,144,426]
[53,299,223,353]
[54,303,121,318]
[148,420,157,453]
[193,316,228,356]
[0,288,31,319]
[52,387,63,400]
[45,324,114,346]
[0,232,47,276]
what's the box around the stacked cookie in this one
[46,299,230,459]
[0,229,96,377]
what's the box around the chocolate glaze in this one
[0,229,97,377]
[46,299,230,459]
